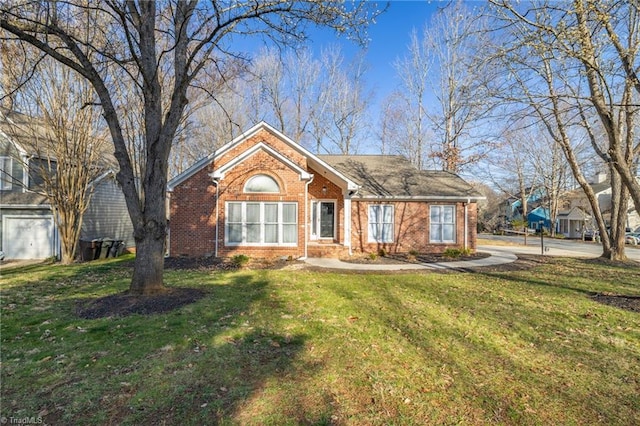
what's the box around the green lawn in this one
[1,256,639,425]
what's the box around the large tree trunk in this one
[128,133,170,295]
[604,169,628,261]
[130,220,167,295]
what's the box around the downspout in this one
[344,195,352,256]
[23,154,30,192]
[165,192,171,257]
[212,178,220,258]
[464,198,470,251]
[303,175,315,259]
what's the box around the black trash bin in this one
[79,239,102,261]
[109,240,124,257]
[100,239,114,259]
[92,239,103,260]
[79,239,93,262]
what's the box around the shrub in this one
[408,249,419,257]
[231,254,250,267]
[377,248,388,257]
[368,252,378,261]
[443,247,471,258]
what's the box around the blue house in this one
[527,206,552,231]
[503,187,546,221]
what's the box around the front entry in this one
[311,201,335,240]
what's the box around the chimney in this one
[594,171,607,184]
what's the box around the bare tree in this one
[308,47,371,154]
[470,180,504,232]
[1,1,379,295]
[423,0,493,172]
[378,90,433,167]
[490,0,640,259]
[386,0,492,172]
[245,45,371,154]
[527,123,574,237]
[484,124,541,245]
[170,59,249,177]
[389,28,431,169]
[2,58,107,264]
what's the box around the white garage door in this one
[3,216,55,259]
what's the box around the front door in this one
[311,201,335,240]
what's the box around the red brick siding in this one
[307,171,344,244]
[170,128,479,258]
[170,128,311,259]
[169,164,218,257]
[350,201,477,254]
[216,149,307,259]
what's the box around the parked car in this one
[625,233,639,245]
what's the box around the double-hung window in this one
[226,201,297,245]
[368,204,394,243]
[0,157,12,190]
[430,205,456,243]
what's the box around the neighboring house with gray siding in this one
[0,108,133,260]
[81,171,134,248]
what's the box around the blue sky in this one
[306,0,446,108]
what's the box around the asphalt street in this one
[479,233,640,262]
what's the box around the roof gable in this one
[168,121,358,191]
[558,206,591,220]
[210,142,312,181]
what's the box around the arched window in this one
[244,174,280,193]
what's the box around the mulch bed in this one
[343,251,492,265]
[590,293,640,313]
[163,256,299,271]
[76,287,207,319]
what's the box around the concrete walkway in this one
[304,246,518,271]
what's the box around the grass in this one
[1,255,639,425]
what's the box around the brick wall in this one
[169,163,218,257]
[169,127,479,259]
[307,171,344,244]
[350,201,478,254]
[170,128,312,259]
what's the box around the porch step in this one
[307,243,349,259]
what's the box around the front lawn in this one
[1,256,639,425]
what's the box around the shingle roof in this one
[0,191,50,206]
[0,107,116,168]
[317,155,483,200]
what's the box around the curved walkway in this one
[304,246,518,271]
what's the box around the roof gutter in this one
[352,195,486,202]
[0,204,52,209]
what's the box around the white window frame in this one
[0,156,12,190]
[368,204,394,243]
[311,200,336,240]
[225,201,298,246]
[244,174,280,193]
[430,205,456,243]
